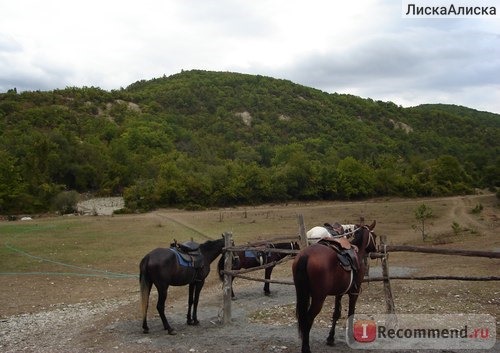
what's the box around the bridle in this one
[367,230,376,251]
[342,225,376,251]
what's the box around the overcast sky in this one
[1,0,499,113]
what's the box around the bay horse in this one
[292,223,377,353]
[139,236,225,334]
[218,241,300,297]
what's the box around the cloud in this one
[0,1,498,113]
[273,23,500,112]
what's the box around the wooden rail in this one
[383,245,500,258]
[366,275,500,281]
[220,215,500,324]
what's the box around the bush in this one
[471,203,483,214]
[451,221,461,235]
[52,191,80,214]
[123,179,158,212]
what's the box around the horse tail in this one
[294,254,310,339]
[139,255,152,333]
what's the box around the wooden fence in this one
[219,216,500,323]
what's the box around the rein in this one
[268,242,299,250]
[341,225,376,250]
[367,231,375,249]
[334,226,362,239]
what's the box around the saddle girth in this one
[244,250,265,266]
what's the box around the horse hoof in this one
[168,329,177,335]
[143,329,149,334]
[326,340,335,346]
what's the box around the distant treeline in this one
[0,70,499,213]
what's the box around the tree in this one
[335,157,376,199]
[1,71,498,213]
[0,150,27,213]
[414,203,433,240]
[271,143,321,200]
[123,179,158,211]
[429,155,472,195]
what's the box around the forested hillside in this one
[1,70,499,213]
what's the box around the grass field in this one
[0,193,499,353]
[0,193,498,319]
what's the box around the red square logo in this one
[353,319,377,342]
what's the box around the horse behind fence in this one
[218,241,300,297]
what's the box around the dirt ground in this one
[1,272,498,353]
[1,195,499,353]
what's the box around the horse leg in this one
[187,282,195,324]
[263,266,273,295]
[327,295,342,346]
[346,293,359,338]
[298,296,324,353]
[192,281,205,325]
[188,281,203,325]
[156,284,176,335]
[140,276,152,333]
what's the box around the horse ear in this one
[368,220,376,230]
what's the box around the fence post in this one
[222,231,233,325]
[380,235,396,315]
[297,214,308,249]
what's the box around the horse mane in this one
[199,237,224,251]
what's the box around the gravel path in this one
[2,279,497,353]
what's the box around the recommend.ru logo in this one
[347,314,496,350]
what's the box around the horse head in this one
[352,225,377,253]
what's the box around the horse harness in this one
[235,241,298,267]
[317,237,359,273]
[317,234,361,295]
[170,240,205,281]
[231,249,265,267]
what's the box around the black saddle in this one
[177,241,199,252]
[323,222,344,236]
[317,238,359,273]
[170,240,204,269]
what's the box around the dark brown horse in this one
[218,241,300,297]
[292,223,377,353]
[139,236,225,334]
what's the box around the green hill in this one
[0,70,499,213]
